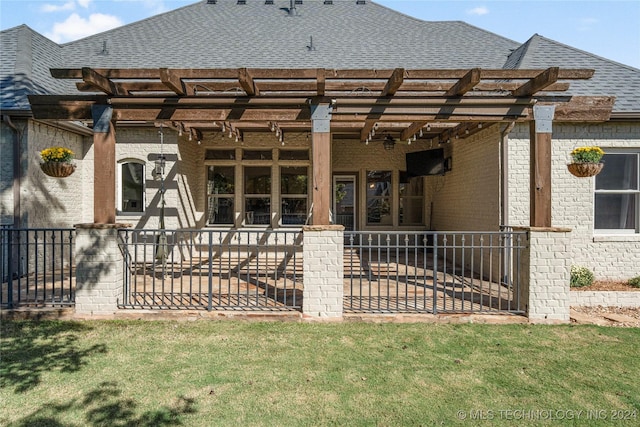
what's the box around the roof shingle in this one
[1,0,638,112]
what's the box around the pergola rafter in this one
[35,66,613,143]
[29,67,616,227]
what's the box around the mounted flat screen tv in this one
[406,149,448,177]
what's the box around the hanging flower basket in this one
[40,161,76,178]
[567,162,603,178]
[39,147,76,178]
[567,146,605,178]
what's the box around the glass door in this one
[333,175,356,231]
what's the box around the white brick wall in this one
[0,121,15,224]
[24,121,91,227]
[429,126,501,231]
[518,228,572,323]
[508,122,640,280]
[115,128,182,229]
[302,226,344,318]
[570,291,640,308]
[74,225,124,315]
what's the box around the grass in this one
[1,320,639,426]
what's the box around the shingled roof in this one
[505,34,640,113]
[1,0,638,113]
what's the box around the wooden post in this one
[530,105,555,228]
[91,105,116,224]
[310,101,333,225]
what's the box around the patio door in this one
[333,175,356,231]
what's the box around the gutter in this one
[33,119,94,137]
[609,111,640,121]
[2,115,22,228]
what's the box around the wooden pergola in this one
[29,67,615,226]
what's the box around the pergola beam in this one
[400,121,429,141]
[316,68,326,96]
[160,68,187,96]
[238,68,259,96]
[381,68,405,96]
[52,67,595,81]
[444,68,481,97]
[82,67,119,96]
[74,80,572,94]
[512,67,559,97]
[31,68,611,140]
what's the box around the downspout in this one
[500,122,515,228]
[3,115,22,228]
[500,122,515,285]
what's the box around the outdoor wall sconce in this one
[153,155,166,180]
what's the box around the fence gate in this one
[343,231,525,314]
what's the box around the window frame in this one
[365,170,393,226]
[593,149,640,234]
[280,165,310,226]
[117,159,146,215]
[204,148,310,228]
[207,165,236,225]
[244,165,273,226]
[399,175,425,226]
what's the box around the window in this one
[243,150,272,160]
[400,175,424,225]
[279,150,310,161]
[244,166,271,225]
[366,170,392,225]
[207,166,235,225]
[205,148,309,227]
[595,152,640,233]
[119,161,145,213]
[205,149,235,160]
[281,166,308,225]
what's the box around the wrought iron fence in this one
[1,227,76,308]
[344,231,526,314]
[118,228,303,310]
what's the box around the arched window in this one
[119,160,145,213]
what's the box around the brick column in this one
[302,225,344,319]
[75,223,130,316]
[516,226,572,323]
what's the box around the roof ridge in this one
[504,34,537,69]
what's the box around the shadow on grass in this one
[9,381,197,427]
[0,321,107,393]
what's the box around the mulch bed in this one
[572,281,640,291]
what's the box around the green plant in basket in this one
[41,147,74,163]
[570,146,604,164]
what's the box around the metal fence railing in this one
[344,231,526,314]
[117,228,303,311]
[1,227,76,308]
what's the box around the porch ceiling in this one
[28,67,615,142]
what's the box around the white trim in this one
[593,150,640,234]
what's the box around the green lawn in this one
[1,320,639,426]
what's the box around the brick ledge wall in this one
[570,291,640,308]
